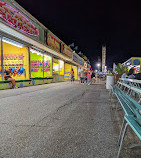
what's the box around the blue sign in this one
[73,55,78,62]
[133,59,140,65]
[79,59,83,65]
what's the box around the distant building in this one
[102,46,106,72]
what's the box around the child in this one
[87,72,91,85]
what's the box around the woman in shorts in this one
[3,67,16,88]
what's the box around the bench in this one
[30,77,54,85]
[118,78,141,103]
[112,78,141,158]
[0,79,32,89]
[0,77,54,89]
[117,115,141,158]
[30,77,53,80]
[0,79,31,83]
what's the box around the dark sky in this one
[15,0,141,69]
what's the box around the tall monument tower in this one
[102,45,106,73]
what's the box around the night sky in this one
[15,0,141,69]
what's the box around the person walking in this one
[70,68,74,83]
[87,72,91,85]
[85,71,87,84]
[91,70,96,84]
[80,69,85,85]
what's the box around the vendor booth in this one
[0,0,85,89]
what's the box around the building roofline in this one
[11,0,46,29]
[122,57,141,65]
[11,0,85,62]
[11,0,67,44]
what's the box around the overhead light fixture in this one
[2,37,24,48]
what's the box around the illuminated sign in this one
[63,45,73,59]
[0,1,39,36]
[133,59,140,65]
[47,32,60,52]
[73,54,84,65]
[79,59,83,65]
[84,62,88,68]
[73,55,78,62]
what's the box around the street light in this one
[97,63,100,67]
[97,63,101,72]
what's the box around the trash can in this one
[106,75,115,89]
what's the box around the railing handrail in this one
[119,78,141,84]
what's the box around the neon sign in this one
[0,1,39,36]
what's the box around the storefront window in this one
[53,58,59,75]
[72,65,78,80]
[44,54,52,77]
[64,63,78,80]
[59,60,64,75]
[64,63,71,79]
[30,49,44,78]
[53,58,64,75]
[3,37,29,80]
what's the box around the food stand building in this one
[122,57,141,73]
[0,0,85,89]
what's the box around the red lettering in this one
[12,14,19,26]
[18,15,22,22]
[30,24,34,29]
[6,12,15,25]
[30,28,36,35]
[0,8,6,19]
[23,24,28,32]
[24,24,30,33]
[14,13,19,19]
[0,2,38,36]
[23,18,27,25]
[17,21,23,29]
[3,6,14,15]
[31,24,36,31]
[13,17,18,25]
[35,30,38,35]
[27,22,31,28]
[47,36,51,46]
[0,2,4,7]
[54,40,60,50]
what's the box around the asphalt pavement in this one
[0,82,139,158]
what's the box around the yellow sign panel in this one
[47,32,60,52]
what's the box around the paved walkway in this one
[0,82,139,158]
